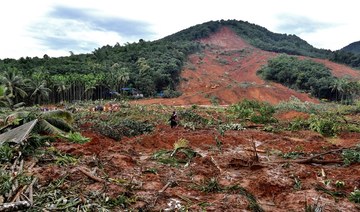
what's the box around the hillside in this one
[0,19,360,107]
[342,41,360,54]
[135,27,360,105]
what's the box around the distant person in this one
[169,111,178,128]
[95,105,104,111]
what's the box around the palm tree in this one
[0,85,12,108]
[0,70,28,106]
[28,80,52,105]
[51,75,70,102]
[83,74,99,100]
[330,78,344,101]
[117,67,130,91]
[331,78,348,102]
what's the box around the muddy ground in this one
[26,113,360,211]
[11,26,360,211]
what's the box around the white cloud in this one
[0,0,359,59]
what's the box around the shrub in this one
[162,89,182,98]
[178,109,208,126]
[0,143,14,163]
[308,114,339,136]
[95,119,154,141]
[229,99,277,124]
[342,146,360,166]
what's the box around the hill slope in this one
[135,27,360,105]
[342,41,360,54]
[1,20,359,106]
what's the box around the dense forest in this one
[341,41,360,54]
[0,19,359,107]
[258,54,360,103]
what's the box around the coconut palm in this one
[0,70,28,101]
[51,75,70,102]
[0,85,12,108]
[117,68,130,91]
[330,78,344,101]
[4,109,73,136]
[28,80,52,104]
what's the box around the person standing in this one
[169,111,178,128]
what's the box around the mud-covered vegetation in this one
[1,99,360,210]
[1,18,360,211]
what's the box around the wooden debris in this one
[0,119,38,146]
[77,167,105,183]
[266,148,346,164]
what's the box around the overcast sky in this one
[1,0,359,59]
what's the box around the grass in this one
[198,178,223,193]
[349,189,360,203]
[0,170,12,195]
[152,147,197,167]
[315,185,346,198]
[106,193,137,209]
[282,152,304,159]
[342,146,360,166]
[0,143,14,163]
[226,184,264,212]
[58,131,90,144]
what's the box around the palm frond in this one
[4,111,31,124]
[13,102,25,109]
[41,110,73,123]
[45,117,73,132]
[37,119,65,136]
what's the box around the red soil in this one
[134,27,360,106]
[29,27,360,211]
[32,122,360,211]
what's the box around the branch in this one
[77,167,105,183]
[266,148,346,164]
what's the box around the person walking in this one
[169,111,178,128]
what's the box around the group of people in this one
[89,103,120,112]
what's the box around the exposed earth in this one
[34,116,360,211]
[3,27,360,211]
[134,27,360,106]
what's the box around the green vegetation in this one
[342,41,360,54]
[258,54,360,102]
[229,99,277,124]
[58,131,90,144]
[349,189,360,203]
[0,19,359,108]
[0,143,13,162]
[331,50,360,68]
[0,39,201,106]
[197,178,223,193]
[164,20,331,59]
[1,99,360,210]
[342,145,360,166]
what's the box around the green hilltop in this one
[342,41,360,54]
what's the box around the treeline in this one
[341,41,360,54]
[258,54,360,103]
[0,39,201,107]
[330,50,360,69]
